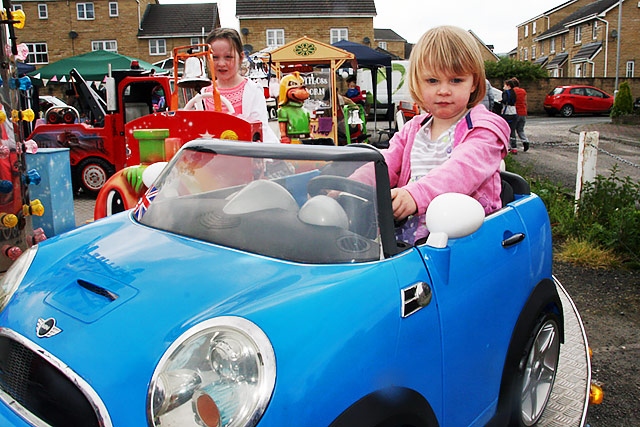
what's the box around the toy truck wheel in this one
[510,312,561,426]
[75,158,115,194]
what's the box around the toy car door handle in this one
[401,282,432,318]
[502,233,525,247]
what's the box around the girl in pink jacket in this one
[359,26,510,244]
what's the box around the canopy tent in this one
[17,62,35,76]
[28,50,165,85]
[332,40,393,130]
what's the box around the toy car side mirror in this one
[142,162,168,188]
[425,193,485,248]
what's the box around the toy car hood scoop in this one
[44,273,138,323]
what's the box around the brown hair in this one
[206,28,244,58]
[408,26,486,109]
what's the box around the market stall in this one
[269,37,354,144]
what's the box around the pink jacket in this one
[367,104,510,215]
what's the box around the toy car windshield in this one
[137,140,395,264]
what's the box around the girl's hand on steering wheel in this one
[390,188,417,220]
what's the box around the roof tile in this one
[237,0,376,16]
[139,4,219,37]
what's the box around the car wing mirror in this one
[425,193,485,248]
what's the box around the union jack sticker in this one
[133,185,158,221]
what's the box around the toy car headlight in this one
[147,316,276,427]
[0,246,37,312]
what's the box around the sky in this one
[161,0,565,54]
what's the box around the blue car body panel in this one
[0,142,558,427]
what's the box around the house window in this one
[109,2,118,17]
[190,38,201,51]
[77,3,95,20]
[531,46,536,59]
[575,64,582,77]
[38,4,47,19]
[561,34,566,50]
[539,42,544,56]
[524,25,528,37]
[149,39,166,56]
[523,48,528,61]
[266,29,284,47]
[550,38,555,53]
[378,41,387,50]
[574,26,582,44]
[593,21,598,39]
[330,28,348,44]
[532,22,537,34]
[92,40,117,52]
[12,5,22,11]
[626,61,635,78]
[26,42,48,64]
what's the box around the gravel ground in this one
[512,117,640,426]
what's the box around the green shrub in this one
[611,81,633,118]
[485,57,548,84]
[572,168,640,267]
[508,162,640,269]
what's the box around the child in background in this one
[352,25,510,245]
[345,76,366,105]
[511,77,530,152]
[501,79,518,153]
[202,28,278,143]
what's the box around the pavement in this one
[570,122,640,146]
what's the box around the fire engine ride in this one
[93,44,263,219]
[27,64,173,194]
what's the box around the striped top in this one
[409,117,457,182]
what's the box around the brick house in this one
[373,29,407,59]
[236,0,377,53]
[468,30,500,63]
[13,0,219,68]
[516,0,638,78]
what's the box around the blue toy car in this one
[0,140,565,426]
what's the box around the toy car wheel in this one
[512,312,561,426]
[75,158,115,194]
[560,104,574,117]
[62,109,77,124]
[46,111,60,124]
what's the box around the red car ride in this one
[543,85,614,117]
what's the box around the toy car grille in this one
[0,333,105,427]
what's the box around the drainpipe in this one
[595,16,609,77]
[614,0,622,94]
[136,0,142,31]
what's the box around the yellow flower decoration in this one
[294,42,316,57]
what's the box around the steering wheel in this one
[307,175,377,238]
[183,92,235,113]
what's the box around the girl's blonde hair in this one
[408,26,487,110]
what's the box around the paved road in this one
[511,116,639,189]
